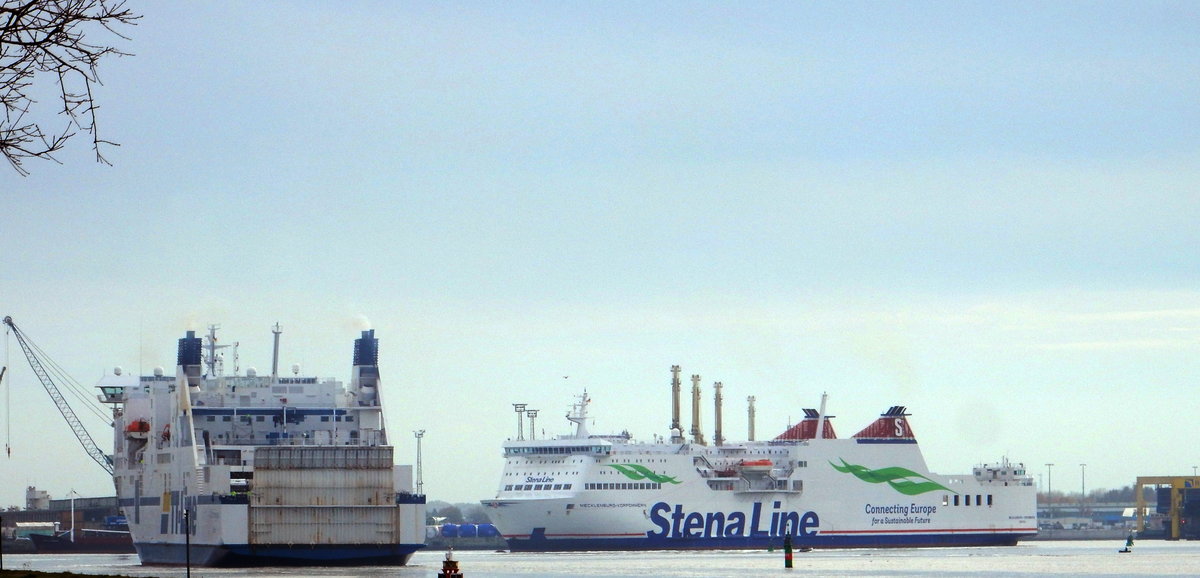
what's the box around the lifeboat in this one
[741,459,773,472]
[124,419,150,440]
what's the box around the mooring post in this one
[184,508,191,578]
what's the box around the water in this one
[5,541,1200,577]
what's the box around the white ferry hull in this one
[484,388,1037,552]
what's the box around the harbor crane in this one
[3,316,114,474]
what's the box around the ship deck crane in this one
[3,316,114,475]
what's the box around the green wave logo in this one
[606,464,681,484]
[830,458,954,496]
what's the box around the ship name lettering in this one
[646,501,818,540]
[525,476,554,483]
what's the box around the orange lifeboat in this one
[741,459,773,472]
[124,419,150,440]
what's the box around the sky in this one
[2,1,1199,508]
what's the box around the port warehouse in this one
[1,487,126,539]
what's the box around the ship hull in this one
[502,533,1020,551]
[98,327,427,568]
[134,542,423,566]
[484,391,1039,553]
[30,533,136,554]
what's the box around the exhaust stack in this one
[713,381,724,446]
[670,365,682,442]
[747,396,756,441]
[690,374,706,445]
[270,322,281,385]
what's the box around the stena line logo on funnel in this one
[647,500,818,539]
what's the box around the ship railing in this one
[215,434,388,448]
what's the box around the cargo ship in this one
[94,325,426,566]
[482,366,1037,551]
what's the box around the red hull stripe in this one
[823,527,1036,535]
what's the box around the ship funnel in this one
[178,330,202,368]
[713,381,724,446]
[352,329,380,406]
[774,405,838,441]
[177,330,203,387]
[690,374,706,445]
[669,365,682,443]
[354,329,379,367]
[852,405,915,440]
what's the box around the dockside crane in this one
[3,316,114,475]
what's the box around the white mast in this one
[566,391,590,438]
[816,392,829,440]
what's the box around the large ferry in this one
[482,366,1037,551]
[92,325,426,566]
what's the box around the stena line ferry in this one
[482,366,1037,551]
[94,325,426,566]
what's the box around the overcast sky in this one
[2,1,1198,508]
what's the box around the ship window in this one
[346,416,355,422]
[223,416,232,422]
[953,495,960,506]
[987,494,993,506]
[977,494,983,506]
[256,416,265,422]
[943,495,949,506]
[321,416,329,422]
[206,416,215,422]
[564,484,572,490]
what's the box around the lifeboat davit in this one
[125,419,151,440]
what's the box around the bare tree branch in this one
[1,0,137,176]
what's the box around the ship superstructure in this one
[483,368,1037,551]
[95,325,426,566]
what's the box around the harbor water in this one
[5,540,1200,577]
